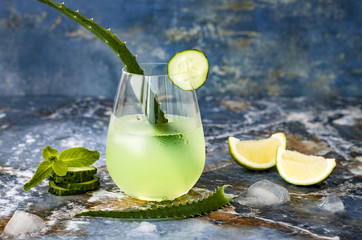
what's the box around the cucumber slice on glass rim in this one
[167,49,209,91]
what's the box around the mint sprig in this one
[58,147,100,167]
[23,161,53,191]
[23,146,99,191]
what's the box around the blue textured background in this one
[0,0,361,98]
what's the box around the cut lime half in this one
[167,49,209,90]
[276,147,336,185]
[228,133,287,170]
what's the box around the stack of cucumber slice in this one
[48,166,99,196]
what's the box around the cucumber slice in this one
[57,176,100,191]
[50,166,97,183]
[48,181,88,196]
[167,49,209,90]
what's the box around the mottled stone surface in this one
[0,0,361,98]
[0,96,361,239]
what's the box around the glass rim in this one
[121,63,188,78]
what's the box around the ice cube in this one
[4,210,46,236]
[126,222,160,239]
[317,193,345,213]
[238,180,290,206]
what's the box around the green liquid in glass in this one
[106,114,205,201]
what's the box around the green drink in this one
[106,115,205,201]
[106,114,205,201]
[106,63,206,201]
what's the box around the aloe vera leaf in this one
[74,185,233,219]
[36,0,167,124]
[145,85,168,124]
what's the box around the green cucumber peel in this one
[56,176,100,191]
[23,146,99,191]
[49,181,89,196]
[36,0,167,124]
[74,185,233,219]
[50,166,97,183]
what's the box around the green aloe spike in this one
[36,0,167,124]
[74,185,233,219]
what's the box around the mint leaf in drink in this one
[42,145,58,162]
[53,159,68,176]
[23,161,53,191]
[59,147,100,167]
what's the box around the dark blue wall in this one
[0,0,361,98]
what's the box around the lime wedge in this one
[276,148,336,185]
[167,49,209,90]
[228,133,287,170]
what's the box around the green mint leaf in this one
[23,161,53,191]
[43,145,58,162]
[59,147,100,167]
[52,159,68,176]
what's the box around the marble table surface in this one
[0,96,361,239]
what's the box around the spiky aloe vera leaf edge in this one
[74,185,233,219]
[36,0,167,124]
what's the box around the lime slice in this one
[167,49,209,90]
[228,133,287,170]
[276,147,336,185]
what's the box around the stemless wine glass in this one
[106,63,205,201]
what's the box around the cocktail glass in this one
[106,63,205,201]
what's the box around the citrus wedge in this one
[167,49,209,90]
[276,147,336,185]
[228,133,286,170]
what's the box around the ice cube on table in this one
[238,180,290,206]
[317,194,345,213]
[4,210,46,237]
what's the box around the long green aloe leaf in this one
[36,0,167,124]
[74,185,233,219]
